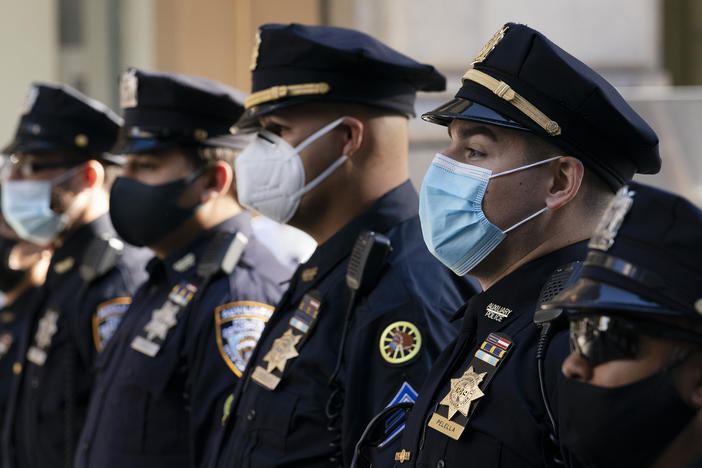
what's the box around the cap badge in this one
[74,134,89,148]
[472,25,509,65]
[249,30,262,71]
[589,185,635,251]
[120,70,138,109]
[20,86,39,115]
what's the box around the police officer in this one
[0,83,151,468]
[210,23,478,468]
[539,182,702,468]
[73,68,290,468]
[382,22,661,467]
[0,222,51,432]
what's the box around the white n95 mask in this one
[235,116,349,224]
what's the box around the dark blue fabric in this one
[395,242,588,468]
[211,181,478,468]
[74,212,290,468]
[2,215,151,468]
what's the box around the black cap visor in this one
[421,97,531,132]
[542,277,682,317]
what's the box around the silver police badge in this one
[215,301,274,377]
[589,185,635,251]
[20,86,39,115]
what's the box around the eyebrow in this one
[448,124,498,142]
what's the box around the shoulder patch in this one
[215,301,274,377]
[92,297,131,352]
[379,321,422,365]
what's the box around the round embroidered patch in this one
[379,321,422,365]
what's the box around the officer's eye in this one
[464,147,485,160]
[262,123,286,136]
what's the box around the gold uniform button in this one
[12,362,22,374]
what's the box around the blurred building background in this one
[1,0,701,203]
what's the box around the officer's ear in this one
[199,160,233,204]
[77,160,105,191]
[681,349,702,408]
[339,117,363,159]
[544,156,584,211]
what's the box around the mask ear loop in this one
[294,116,349,153]
[293,116,351,197]
[490,155,562,178]
[492,156,562,234]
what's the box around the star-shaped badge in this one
[439,366,486,420]
[263,329,301,373]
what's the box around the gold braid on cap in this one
[462,68,561,136]
[244,83,331,109]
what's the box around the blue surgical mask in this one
[418,153,560,276]
[1,166,83,246]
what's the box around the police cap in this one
[422,23,661,189]
[542,182,702,335]
[236,23,446,129]
[2,83,122,162]
[113,68,247,154]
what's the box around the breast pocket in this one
[241,388,299,466]
[111,345,188,455]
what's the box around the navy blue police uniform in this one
[540,182,702,467]
[73,69,290,468]
[0,83,150,468]
[386,23,662,467]
[211,23,478,468]
[0,238,41,427]
[0,289,40,429]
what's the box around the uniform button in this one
[98,387,105,397]
[12,362,21,374]
[436,460,445,468]
[247,409,256,421]
[81,442,89,451]
[30,378,39,388]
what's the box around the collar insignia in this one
[54,257,75,274]
[485,303,511,322]
[173,252,196,272]
[301,266,318,282]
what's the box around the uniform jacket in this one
[1,215,150,468]
[395,242,587,468]
[212,181,478,468]
[0,289,40,433]
[74,213,290,468]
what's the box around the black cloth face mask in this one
[0,239,27,292]
[109,166,208,247]
[558,369,697,468]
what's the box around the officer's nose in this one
[561,351,593,381]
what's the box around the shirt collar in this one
[459,240,589,334]
[46,214,115,285]
[147,212,254,285]
[288,180,418,302]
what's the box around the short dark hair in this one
[520,132,614,212]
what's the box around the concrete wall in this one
[0,0,59,148]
